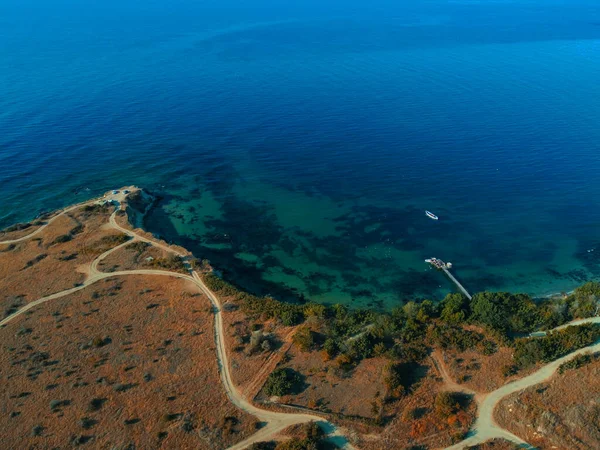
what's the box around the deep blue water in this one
[2,0,600,309]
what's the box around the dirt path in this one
[0,201,94,245]
[446,321,600,450]
[0,188,133,246]
[0,201,355,450]
[242,328,297,401]
[430,351,477,397]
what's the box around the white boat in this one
[425,210,439,220]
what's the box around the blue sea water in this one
[2,0,600,309]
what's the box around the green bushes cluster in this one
[203,274,304,325]
[514,324,600,369]
[427,324,482,352]
[203,268,600,373]
[81,204,109,214]
[100,234,130,246]
[438,282,600,338]
[558,353,597,374]
[263,368,303,397]
[149,255,187,272]
[53,234,72,244]
[273,422,324,450]
[293,327,317,352]
[4,222,31,233]
[384,362,413,394]
[126,241,150,253]
[434,391,462,419]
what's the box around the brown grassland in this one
[0,275,257,449]
[495,353,600,449]
[0,205,124,311]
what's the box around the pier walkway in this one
[426,258,472,300]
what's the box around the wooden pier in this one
[426,258,472,300]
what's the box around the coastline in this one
[3,186,600,450]
[0,186,589,308]
[0,186,357,450]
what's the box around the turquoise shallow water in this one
[1,1,600,309]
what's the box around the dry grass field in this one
[0,275,258,449]
[495,354,600,449]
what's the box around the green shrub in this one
[53,234,72,244]
[274,422,323,450]
[514,324,600,369]
[566,282,600,319]
[478,339,498,356]
[323,338,339,359]
[5,222,31,232]
[440,293,470,324]
[469,292,543,334]
[303,303,326,319]
[126,241,150,253]
[82,204,108,214]
[23,253,47,269]
[348,334,375,359]
[434,392,461,419]
[558,353,596,374]
[248,443,276,450]
[264,368,303,397]
[100,234,130,246]
[373,342,387,357]
[501,364,518,377]
[293,327,316,352]
[383,361,415,394]
[280,309,303,326]
[149,255,187,272]
[336,353,355,371]
[427,324,481,352]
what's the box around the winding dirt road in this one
[0,200,355,450]
[6,194,600,450]
[0,201,94,244]
[446,322,600,449]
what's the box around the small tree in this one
[261,339,272,352]
[384,362,409,395]
[280,309,303,326]
[293,327,316,352]
[434,392,460,419]
[323,338,339,359]
[264,368,302,397]
[303,303,326,319]
[440,293,469,324]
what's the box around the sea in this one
[2,0,600,309]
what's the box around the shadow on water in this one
[143,192,309,304]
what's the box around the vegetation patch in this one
[53,234,73,245]
[22,253,48,270]
[558,352,599,374]
[147,255,187,272]
[4,222,32,233]
[264,368,304,397]
[513,323,600,369]
[126,241,150,253]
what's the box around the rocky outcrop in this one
[125,189,156,229]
